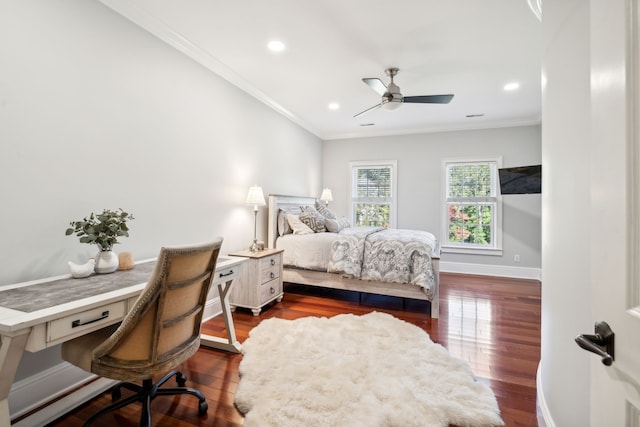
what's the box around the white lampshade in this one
[320,188,333,204]
[245,185,266,207]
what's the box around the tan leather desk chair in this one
[62,239,223,426]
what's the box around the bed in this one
[267,194,440,318]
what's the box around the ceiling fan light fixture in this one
[381,99,402,111]
[381,91,403,111]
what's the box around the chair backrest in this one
[91,239,223,380]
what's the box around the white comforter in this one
[275,232,336,271]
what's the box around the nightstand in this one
[228,248,284,316]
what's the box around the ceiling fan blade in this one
[362,78,387,96]
[354,103,382,118]
[403,94,454,104]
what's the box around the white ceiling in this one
[100,0,542,140]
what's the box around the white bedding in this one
[275,232,336,271]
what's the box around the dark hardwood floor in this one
[45,273,540,427]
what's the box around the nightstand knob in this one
[270,258,275,266]
[270,287,275,294]
[270,272,275,279]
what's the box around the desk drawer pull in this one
[72,311,109,328]
[270,259,276,266]
[219,270,234,278]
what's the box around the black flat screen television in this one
[498,165,542,194]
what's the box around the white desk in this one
[0,256,245,426]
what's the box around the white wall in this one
[1,0,322,415]
[539,1,591,426]
[323,125,541,270]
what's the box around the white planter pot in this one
[95,250,119,274]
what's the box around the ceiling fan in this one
[354,67,454,118]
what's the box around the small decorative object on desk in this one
[65,208,134,274]
[118,252,134,270]
[68,259,95,278]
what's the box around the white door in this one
[588,0,640,425]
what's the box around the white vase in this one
[95,250,119,274]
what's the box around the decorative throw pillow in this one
[286,214,314,235]
[299,206,326,232]
[278,207,302,236]
[315,201,337,220]
[325,217,352,233]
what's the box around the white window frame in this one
[349,160,398,228]
[441,157,503,256]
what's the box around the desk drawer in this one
[214,265,239,284]
[207,265,239,301]
[47,301,126,342]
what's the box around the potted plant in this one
[66,208,134,274]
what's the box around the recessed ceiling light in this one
[267,40,285,52]
[328,102,340,110]
[504,82,520,91]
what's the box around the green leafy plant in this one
[65,208,134,251]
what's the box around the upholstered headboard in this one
[267,194,317,249]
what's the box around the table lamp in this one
[246,185,266,251]
[320,188,333,206]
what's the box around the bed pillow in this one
[325,217,352,233]
[277,207,303,236]
[286,214,314,235]
[315,201,337,220]
[299,206,326,232]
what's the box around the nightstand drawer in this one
[260,264,280,284]
[259,278,281,305]
[48,301,126,343]
[259,254,281,270]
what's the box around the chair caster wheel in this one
[198,400,208,416]
[176,372,187,387]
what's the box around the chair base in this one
[83,371,208,427]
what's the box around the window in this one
[349,160,397,228]
[443,159,502,255]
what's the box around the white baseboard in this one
[536,362,555,427]
[202,296,222,322]
[10,363,115,427]
[9,362,90,419]
[440,261,541,281]
[13,378,116,427]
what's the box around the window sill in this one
[441,246,503,256]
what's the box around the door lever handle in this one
[575,321,615,366]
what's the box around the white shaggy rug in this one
[235,311,503,427]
